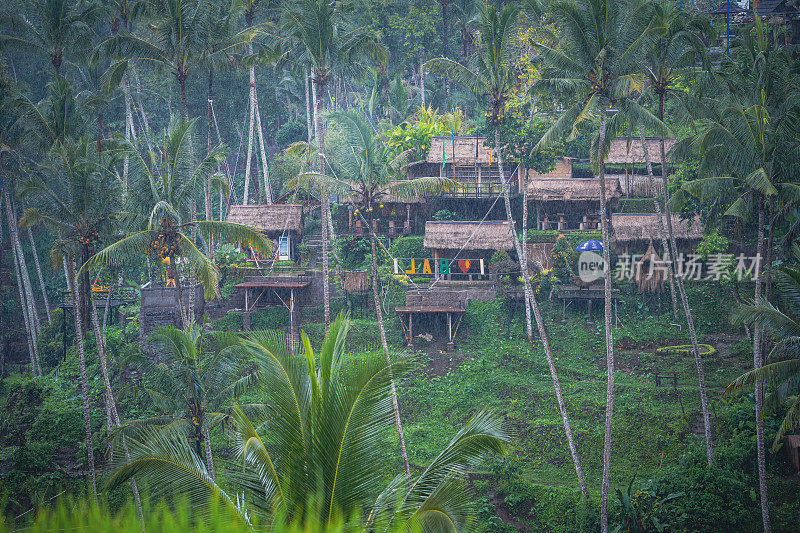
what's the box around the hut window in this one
[278,236,291,261]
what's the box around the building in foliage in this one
[527,176,622,231]
[422,220,514,279]
[611,213,703,254]
[603,137,678,198]
[226,204,304,261]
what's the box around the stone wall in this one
[405,281,495,309]
[139,283,205,341]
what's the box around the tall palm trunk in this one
[495,126,587,497]
[369,228,410,478]
[206,68,216,260]
[753,198,771,532]
[10,225,39,375]
[657,97,713,465]
[521,175,533,341]
[315,74,331,333]
[637,127,677,317]
[253,83,272,205]
[492,127,534,343]
[65,258,97,503]
[598,110,615,533]
[419,54,426,108]
[4,190,41,375]
[201,426,216,480]
[25,223,51,323]
[243,49,257,205]
[305,70,313,143]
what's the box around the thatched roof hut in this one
[426,136,493,164]
[527,177,623,201]
[226,204,304,235]
[424,220,515,253]
[605,138,677,165]
[635,242,666,293]
[612,213,702,248]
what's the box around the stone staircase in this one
[305,232,323,268]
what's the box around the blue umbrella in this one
[575,240,604,252]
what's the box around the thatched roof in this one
[226,204,303,234]
[605,138,677,165]
[612,213,703,244]
[424,221,515,251]
[527,178,623,201]
[426,136,494,164]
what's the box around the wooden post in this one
[447,312,454,351]
[290,288,295,353]
[408,313,413,348]
[587,298,592,322]
[244,288,251,330]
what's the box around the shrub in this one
[388,236,425,261]
[432,209,463,221]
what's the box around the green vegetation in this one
[1,0,799,530]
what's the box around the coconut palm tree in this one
[234,0,277,206]
[0,0,99,74]
[108,0,207,121]
[198,0,266,252]
[115,325,262,480]
[107,313,508,529]
[82,118,273,328]
[282,0,386,333]
[531,0,666,526]
[726,262,800,451]
[291,109,455,479]
[635,0,711,319]
[427,3,590,500]
[624,0,717,470]
[676,28,799,526]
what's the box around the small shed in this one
[611,213,703,253]
[635,242,666,294]
[226,204,304,261]
[527,177,622,231]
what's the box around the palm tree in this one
[21,133,122,387]
[240,0,280,206]
[199,1,263,252]
[427,4,589,500]
[82,118,273,328]
[726,262,800,451]
[107,313,508,529]
[282,0,386,333]
[116,325,261,480]
[676,24,798,525]
[0,0,99,74]
[629,0,717,468]
[292,109,455,479]
[109,0,206,121]
[532,0,665,527]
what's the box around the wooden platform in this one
[235,280,311,289]
[395,306,466,349]
[556,284,620,322]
